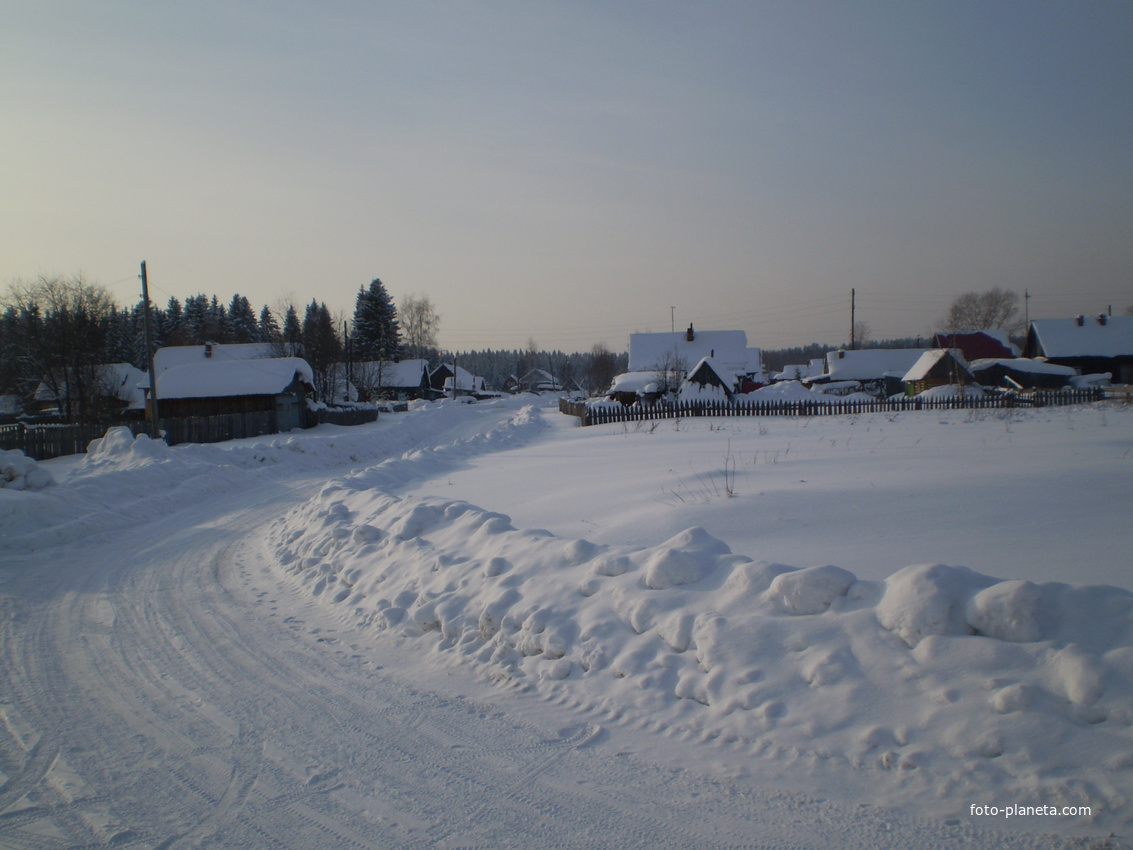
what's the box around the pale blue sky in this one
[3,1,1131,351]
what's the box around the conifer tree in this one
[259,305,281,343]
[283,304,301,356]
[228,294,259,343]
[301,300,343,402]
[350,278,400,361]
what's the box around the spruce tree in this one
[301,300,343,402]
[228,294,259,343]
[259,305,281,343]
[350,278,400,361]
[283,304,301,356]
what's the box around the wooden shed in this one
[902,349,973,396]
[678,357,735,403]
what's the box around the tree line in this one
[5,276,1111,423]
[0,273,629,421]
[0,275,439,420]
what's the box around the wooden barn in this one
[902,349,973,395]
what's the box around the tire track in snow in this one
[0,421,1097,848]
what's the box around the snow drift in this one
[0,449,55,490]
[266,471,1133,824]
[10,395,1132,838]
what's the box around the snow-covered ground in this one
[2,396,1130,848]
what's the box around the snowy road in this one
[0,475,951,850]
[1,400,1125,848]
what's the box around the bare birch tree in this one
[399,295,440,361]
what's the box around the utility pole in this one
[140,261,161,438]
[1024,289,1031,329]
[850,288,856,350]
[670,306,675,333]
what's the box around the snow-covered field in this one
[2,396,1131,848]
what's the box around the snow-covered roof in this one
[682,357,734,388]
[628,327,761,376]
[773,360,825,382]
[153,357,313,400]
[824,349,926,381]
[609,372,659,394]
[105,363,150,409]
[33,363,149,410]
[519,368,552,383]
[359,359,429,388]
[154,343,280,375]
[969,357,1077,377]
[903,349,970,383]
[444,374,485,392]
[1029,316,1133,358]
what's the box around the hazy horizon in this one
[4,2,1131,352]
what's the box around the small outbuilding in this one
[902,349,973,396]
[606,372,662,406]
[678,357,735,403]
[969,357,1076,390]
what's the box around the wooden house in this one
[1024,316,1133,384]
[517,368,561,394]
[145,357,314,431]
[32,363,148,419]
[430,363,487,397]
[817,348,926,396]
[628,324,765,384]
[351,359,433,401]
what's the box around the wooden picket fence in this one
[0,404,388,461]
[0,421,146,460]
[560,387,1105,427]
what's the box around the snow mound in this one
[82,426,176,468]
[917,384,985,399]
[0,449,55,490]
[641,526,736,589]
[765,564,856,614]
[875,563,998,646]
[266,478,1133,826]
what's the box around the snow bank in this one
[917,384,985,399]
[266,478,1133,827]
[4,401,548,551]
[0,449,55,490]
[749,380,876,403]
